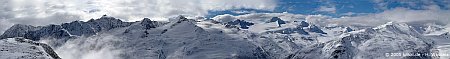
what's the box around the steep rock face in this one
[0,37,60,59]
[299,21,309,27]
[225,19,255,29]
[140,18,167,29]
[0,15,134,41]
[86,15,133,32]
[0,24,38,39]
[61,21,96,36]
[124,18,168,34]
[1,24,73,41]
[24,25,72,40]
[267,17,286,27]
[307,25,327,34]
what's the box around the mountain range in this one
[0,15,449,59]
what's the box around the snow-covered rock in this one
[265,20,326,35]
[140,18,167,29]
[0,24,38,39]
[267,17,286,27]
[225,19,255,29]
[299,21,309,27]
[86,15,133,32]
[0,15,134,41]
[307,25,327,34]
[61,21,97,36]
[0,37,60,59]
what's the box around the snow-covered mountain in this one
[0,15,449,59]
[288,22,436,59]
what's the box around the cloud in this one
[212,7,450,29]
[317,6,337,13]
[92,0,277,21]
[212,12,309,23]
[309,0,450,27]
[212,14,237,22]
[40,34,123,59]
[372,0,450,10]
[0,0,277,34]
[315,8,450,27]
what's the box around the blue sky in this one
[207,0,450,18]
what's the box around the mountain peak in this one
[87,15,123,23]
[169,15,188,22]
[0,24,37,39]
[142,18,152,22]
[61,20,97,36]
[373,21,405,30]
[307,25,327,34]
[162,17,207,36]
[268,17,286,27]
[140,18,166,29]
[299,21,309,27]
[225,19,255,29]
[343,27,353,32]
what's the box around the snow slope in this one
[0,37,60,59]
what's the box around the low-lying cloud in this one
[40,34,123,59]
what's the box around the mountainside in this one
[0,37,60,59]
[0,15,449,59]
[289,22,435,59]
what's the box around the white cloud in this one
[41,34,123,59]
[317,6,337,13]
[0,0,277,34]
[316,8,450,27]
[212,12,308,23]
[372,0,449,10]
[212,14,237,22]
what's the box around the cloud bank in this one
[212,8,450,28]
[0,0,277,34]
[324,8,450,27]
